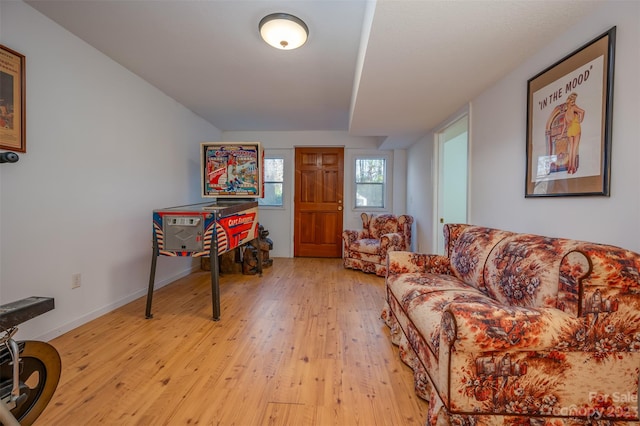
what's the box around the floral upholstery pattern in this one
[382,224,640,425]
[342,213,413,276]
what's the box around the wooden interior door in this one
[294,147,344,257]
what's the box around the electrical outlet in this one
[72,273,81,289]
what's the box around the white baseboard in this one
[37,264,201,342]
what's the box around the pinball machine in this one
[145,142,264,321]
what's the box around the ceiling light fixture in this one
[259,13,308,50]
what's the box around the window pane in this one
[355,158,385,183]
[354,157,386,208]
[259,182,283,206]
[259,157,284,207]
[264,158,284,181]
[356,183,384,208]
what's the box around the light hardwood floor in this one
[35,258,427,425]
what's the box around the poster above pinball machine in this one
[525,27,615,197]
[201,142,264,198]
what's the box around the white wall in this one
[408,0,640,253]
[391,148,407,218]
[221,130,407,257]
[0,1,222,340]
[407,131,435,253]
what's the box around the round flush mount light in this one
[259,13,308,50]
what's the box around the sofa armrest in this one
[387,251,453,276]
[379,232,405,252]
[442,301,585,353]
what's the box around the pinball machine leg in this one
[145,245,158,319]
[210,231,221,321]
[210,254,221,321]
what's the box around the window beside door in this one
[258,157,284,207]
[354,156,388,209]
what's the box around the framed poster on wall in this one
[0,45,26,152]
[525,27,615,197]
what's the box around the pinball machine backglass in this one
[200,142,264,199]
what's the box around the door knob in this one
[338,206,343,211]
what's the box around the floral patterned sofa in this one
[342,213,413,277]
[382,223,640,425]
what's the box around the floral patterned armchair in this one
[342,213,413,277]
[382,223,640,425]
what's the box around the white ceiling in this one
[25,0,604,148]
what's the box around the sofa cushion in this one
[387,272,476,306]
[367,214,400,239]
[347,238,380,255]
[483,235,589,309]
[387,272,496,357]
[348,251,382,265]
[449,226,514,291]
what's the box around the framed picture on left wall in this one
[0,45,26,153]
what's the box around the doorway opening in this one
[435,114,469,254]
